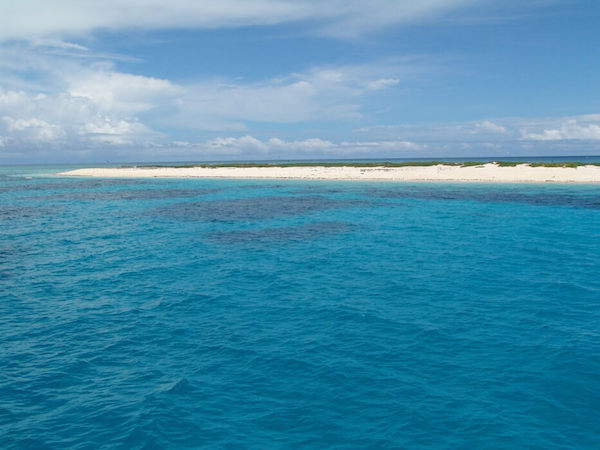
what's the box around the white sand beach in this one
[57,163,600,183]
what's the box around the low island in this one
[58,161,600,183]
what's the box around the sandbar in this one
[57,163,600,183]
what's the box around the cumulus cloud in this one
[0,54,417,159]
[0,86,161,152]
[67,70,182,114]
[2,116,65,142]
[520,119,600,141]
[0,37,420,140]
[0,46,424,161]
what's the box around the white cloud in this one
[202,136,338,155]
[159,60,420,127]
[520,119,600,141]
[66,69,182,114]
[0,36,423,132]
[177,74,360,126]
[476,120,507,133]
[205,135,269,154]
[366,78,401,91]
[341,140,422,150]
[2,33,598,162]
[0,45,182,153]
[272,137,337,151]
[0,0,513,42]
[350,115,600,149]
[0,86,161,151]
[0,44,425,159]
[31,39,89,51]
[353,120,514,141]
[2,116,65,141]
[196,135,423,157]
[579,114,600,121]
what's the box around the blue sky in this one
[0,0,599,162]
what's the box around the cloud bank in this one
[0,41,426,160]
[520,118,600,141]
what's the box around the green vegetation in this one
[124,161,600,169]
[494,161,522,167]
[494,161,593,168]
[528,162,582,168]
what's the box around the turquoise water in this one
[1,166,599,448]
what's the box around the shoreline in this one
[56,163,600,183]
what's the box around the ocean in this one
[1,164,599,448]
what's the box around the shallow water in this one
[1,167,599,448]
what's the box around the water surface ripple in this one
[1,172,599,448]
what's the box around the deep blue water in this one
[1,166,599,448]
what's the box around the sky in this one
[0,0,599,163]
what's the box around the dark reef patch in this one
[0,177,152,193]
[367,187,600,209]
[233,184,288,190]
[31,188,218,202]
[207,221,355,245]
[0,205,52,221]
[152,195,371,222]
